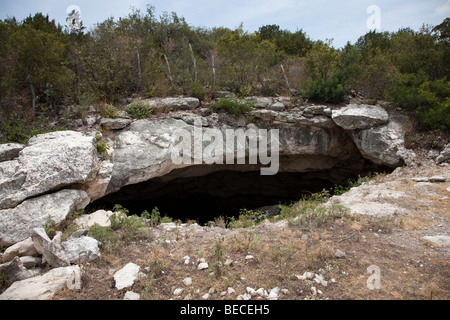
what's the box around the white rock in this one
[246,287,256,296]
[245,255,254,260]
[281,289,289,295]
[314,274,328,287]
[429,176,446,183]
[0,189,90,247]
[332,104,389,130]
[32,228,70,268]
[0,131,98,210]
[422,235,450,247]
[224,259,234,266]
[227,287,236,295]
[0,265,81,300]
[2,237,37,263]
[197,262,209,270]
[173,288,184,296]
[335,249,346,259]
[256,288,266,296]
[310,287,317,296]
[114,263,141,290]
[182,277,192,286]
[75,210,114,228]
[267,287,279,300]
[124,291,140,300]
[61,236,101,264]
[202,293,210,300]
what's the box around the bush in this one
[304,72,346,103]
[127,100,153,119]
[190,82,206,101]
[386,74,450,131]
[212,97,255,118]
[99,104,120,119]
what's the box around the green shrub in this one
[127,100,153,119]
[99,104,120,119]
[95,131,110,159]
[386,74,450,131]
[304,71,346,103]
[212,97,255,118]
[190,82,206,101]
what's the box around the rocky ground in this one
[43,155,448,301]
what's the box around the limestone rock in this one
[0,257,36,283]
[422,235,450,247]
[0,131,98,210]
[0,189,90,246]
[75,209,114,228]
[32,228,70,268]
[0,265,82,300]
[267,287,279,300]
[100,118,132,130]
[350,120,408,167]
[436,143,450,163]
[332,104,389,130]
[61,236,101,264]
[162,97,200,110]
[114,263,140,290]
[2,237,37,263]
[124,291,140,300]
[0,143,25,162]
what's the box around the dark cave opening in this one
[87,164,387,225]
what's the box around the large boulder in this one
[332,104,389,130]
[350,120,410,167]
[0,131,98,210]
[0,189,90,246]
[62,234,101,264]
[0,265,82,300]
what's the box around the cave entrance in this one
[88,164,381,225]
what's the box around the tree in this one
[4,14,74,118]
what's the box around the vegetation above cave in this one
[0,7,449,141]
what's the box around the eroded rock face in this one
[0,189,90,246]
[0,131,98,210]
[332,104,389,130]
[0,100,414,250]
[0,265,82,300]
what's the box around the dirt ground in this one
[53,153,450,301]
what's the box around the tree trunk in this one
[30,83,36,120]
[280,65,295,96]
[189,43,197,82]
[164,55,173,85]
[212,55,216,91]
[137,50,142,90]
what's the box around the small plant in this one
[95,131,110,160]
[44,216,57,239]
[213,238,225,278]
[212,97,255,118]
[332,174,375,196]
[228,209,260,229]
[99,103,120,119]
[190,82,206,101]
[127,100,153,119]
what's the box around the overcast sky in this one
[1,0,449,48]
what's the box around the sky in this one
[0,0,449,48]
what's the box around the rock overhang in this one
[0,100,414,245]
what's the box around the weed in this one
[99,104,120,119]
[213,238,225,278]
[127,100,153,119]
[212,97,255,118]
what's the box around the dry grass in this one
[47,162,450,301]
